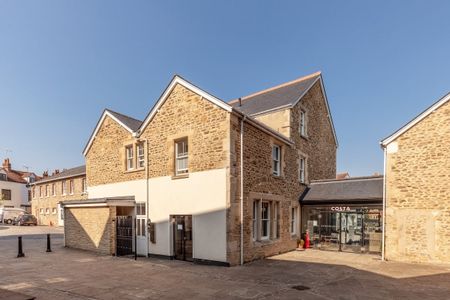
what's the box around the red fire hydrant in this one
[303,230,310,249]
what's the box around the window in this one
[45,185,49,197]
[252,201,258,241]
[32,187,35,198]
[0,173,6,181]
[175,139,188,175]
[261,202,270,239]
[291,207,298,236]
[300,110,307,137]
[69,180,74,195]
[39,208,44,215]
[272,145,281,176]
[1,189,11,200]
[136,202,146,216]
[126,145,134,170]
[273,202,280,239]
[82,178,87,193]
[137,143,145,168]
[45,208,50,215]
[52,183,56,196]
[299,157,306,183]
[62,181,67,195]
[39,186,43,198]
[136,219,146,237]
[52,208,57,215]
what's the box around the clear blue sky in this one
[1,1,449,176]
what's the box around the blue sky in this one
[1,1,449,176]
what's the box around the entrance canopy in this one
[60,196,135,208]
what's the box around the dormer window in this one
[300,110,307,137]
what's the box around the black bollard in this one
[17,236,25,258]
[46,234,52,252]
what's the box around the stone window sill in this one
[124,167,144,174]
[171,174,189,180]
[300,134,309,141]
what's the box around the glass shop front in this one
[301,205,383,254]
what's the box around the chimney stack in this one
[55,169,60,175]
[43,171,48,178]
[2,158,11,171]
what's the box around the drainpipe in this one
[382,146,387,261]
[240,115,246,265]
[145,138,150,258]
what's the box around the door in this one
[135,203,147,256]
[172,215,193,261]
[57,204,64,226]
[116,216,133,256]
[340,212,363,252]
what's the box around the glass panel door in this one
[340,212,363,253]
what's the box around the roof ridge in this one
[105,108,142,123]
[229,71,321,104]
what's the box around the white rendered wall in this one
[0,180,29,208]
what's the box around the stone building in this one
[62,72,337,265]
[30,166,87,226]
[381,93,450,263]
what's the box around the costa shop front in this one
[300,176,383,254]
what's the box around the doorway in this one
[172,215,193,261]
[116,215,133,256]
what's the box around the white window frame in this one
[62,181,67,196]
[69,179,74,195]
[136,202,146,216]
[82,178,87,194]
[52,183,56,196]
[272,202,279,239]
[137,143,145,169]
[126,145,134,170]
[261,201,270,240]
[45,208,50,215]
[291,206,298,236]
[252,201,258,241]
[175,139,188,175]
[39,208,44,215]
[299,157,306,183]
[272,145,281,176]
[45,185,49,197]
[300,109,307,137]
[52,207,57,215]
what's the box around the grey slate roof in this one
[106,109,142,132]
[230,72,321,115]
[33,165,86,185]
[301,176,383,203]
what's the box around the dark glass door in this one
[340,212,363,252]
[172,215,193,261]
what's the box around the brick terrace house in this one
[0,158,39,214]
[381,94,450,263]
[30,166,87,226]
[381,93,450,264]
[62,72,338,266]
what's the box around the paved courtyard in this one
[1,225,450,299]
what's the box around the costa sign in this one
[330,206,351,211]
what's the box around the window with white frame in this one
[252,201,258,241]
[273,202,280,239]
[137,143,145,168]
[291,206,298,236]
[52,183,56,196]
[45,185,49,197]
[69,180,74,195]
[299,109,307,137]
[272,145,281,176]
[261,202,270,239]
[52,207,57,214]
[175,138,188,175]
[299,156,306,183]
[126,145,134,170]
[45,208,50,215]
[39,208,44,215]
[82,178,87,193]
[62,181,67,195]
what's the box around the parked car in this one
[0,207,27,224]
[13,214,38,226]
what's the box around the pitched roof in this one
[300,176,383,204]
[229,72,321,116]
[32,165,86,185]
[381,92,450,146]
[106,109,142,132]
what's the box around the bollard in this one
[17,236,25,258]
[46,234,52,252]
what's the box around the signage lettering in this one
[330,206,351,212]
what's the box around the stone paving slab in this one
[1,228,450,299]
